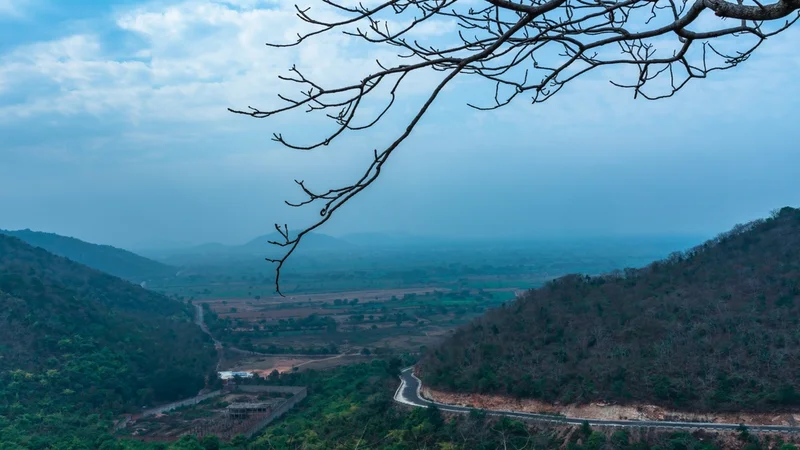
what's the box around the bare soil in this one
[196,287,449,306]
[225,354,371,374]
[422,388,800,426]
[221,308,333,320]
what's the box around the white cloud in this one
[0,0,438,124]
[0,0,27,17]
[1,0,799,139]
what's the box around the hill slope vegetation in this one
[0,228,175,282]
[0,235,216,447]
[420,207,800,412]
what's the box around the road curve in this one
[393,367,800,433]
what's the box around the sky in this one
[0,0,798,250]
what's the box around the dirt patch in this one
[421,387,800,426]
[220,308,333,320]
[292,354,371,372]
[227,356,320,374]
[198,287,449,306]
[224,354,365,375]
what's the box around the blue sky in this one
[1,0,798,250]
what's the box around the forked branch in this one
[230,0,800,295]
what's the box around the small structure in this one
[218,371,254,380]
[116,385,308,441]
[225,400,279,419]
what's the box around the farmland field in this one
[199,286,517,357]
[149,236,701,375]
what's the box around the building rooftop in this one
[218,371,254,380]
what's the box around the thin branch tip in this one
[229,0,798,291]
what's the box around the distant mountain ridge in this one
[144,230,356,265]
[244,230,355,251]
[0,228,175,282]
[420,207,800,413]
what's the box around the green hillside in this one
[0,229,175,282]
[0,235,217,448]
[420,207,800,412]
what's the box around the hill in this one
[420,207,800,413]
[146,231,355,266]
[244,230,355,253]
[0,235,217,447]
[0,228,175,282]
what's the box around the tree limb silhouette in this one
[229,0,800,295]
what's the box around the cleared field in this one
[221,308,333,320]
[196,287,451,306]
[200,287,513,359]
[224,354,372,375]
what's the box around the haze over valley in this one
[3,0,800,448]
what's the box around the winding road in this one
[393,367,800,434]
[194,303,800,434]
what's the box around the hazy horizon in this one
[0,223,718,253]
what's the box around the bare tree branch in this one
[229,0,800,295]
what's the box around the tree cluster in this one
[421,207,800,412]
[0,235,217,448]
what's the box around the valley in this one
[199,286,516,354]
[4,211,800,450]
[7,0,800,447]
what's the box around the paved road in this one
[393,367,800,433]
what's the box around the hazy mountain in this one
[244,231,355,252]
[0,229,176,282]
[144,231,355,266]
[420,207,800,412]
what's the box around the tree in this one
[580,420,592,437]
[737,423,751,441]
[229,0,800,294]
[610,430,630,449]
[230,434,249,449]
[200,435,221,450]
[586,431,607,450]
[426,404,445,429]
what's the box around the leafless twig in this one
[230,0,800,295]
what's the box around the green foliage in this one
[611,430,630,449]
[199,435,220,450]
[250,361,563,449]
[0,347,770,450]
[245,361,733,450]
[421,208,800,411]
[0,235,216,448]
[586,431,607,450]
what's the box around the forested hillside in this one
[0,229,175,282]
[0,235,217,447]
[420,207,800,412]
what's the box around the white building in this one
[218,371,254,380]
